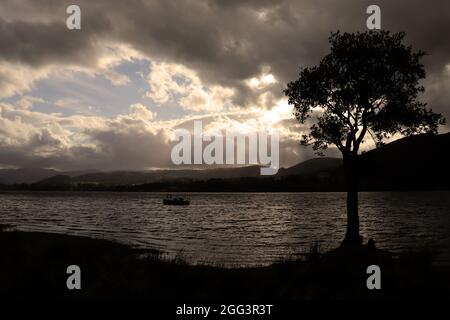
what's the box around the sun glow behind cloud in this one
[0,38,305,170]
[147,62,235,112]
[3,0,449,170]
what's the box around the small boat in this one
[163,194,190,206]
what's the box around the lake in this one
[1,191,449,266]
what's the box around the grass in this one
[0,226,449,300]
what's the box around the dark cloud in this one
[1,0,449,115]
[0,105,174,170]
[0,0,449,169]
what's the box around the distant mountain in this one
[71,166,263,186]
[2,132,450,191]
[278,157,342,177]
[31,166,264,187]
[0,168,58,184]
[33,159,343,187]
[34,175,74,187]
[0,168,95,185]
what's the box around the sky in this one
[0,0,449,170]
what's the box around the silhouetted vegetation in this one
[1,228,448,300]
[285,31,445,246]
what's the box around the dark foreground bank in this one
[0,226,449,300]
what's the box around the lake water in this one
[1,191,449,266]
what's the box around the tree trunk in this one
[342,153,362,247]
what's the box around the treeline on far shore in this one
[1,175,449,192]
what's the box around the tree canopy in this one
[284,30,445,157]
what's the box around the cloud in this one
[2,0,450,113]
[147,63,196,104]
[423,64,450,131]
[128,103,155,120]
[16,96,45,110]
[0,94,311,169]
[246,73,277,90]
[0,99,171,170]
[1,0,450,170]
[147,62,235,112]
[0,62,52,98]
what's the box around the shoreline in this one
[1,226,449,300]
[2,188,450,193]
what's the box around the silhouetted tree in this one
[284,31,445,247]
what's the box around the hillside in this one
[1,132,450,191]
[0,168,95,185]
[278,157,342,176]
[72,166,263,185]
[358,132,450,190]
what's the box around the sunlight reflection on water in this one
[1,191,449,266]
